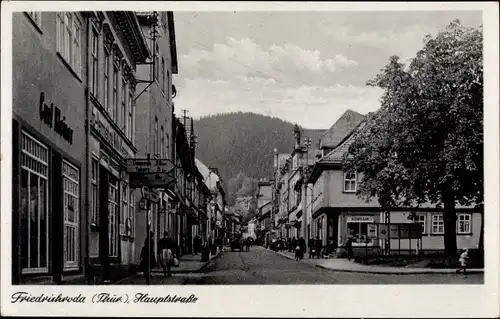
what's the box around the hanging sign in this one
[126,158,175,174]
[129,171,176,188]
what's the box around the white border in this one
[1,1,499,318]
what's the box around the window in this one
[347,222,373,245]
[160,126,165,158]
[20,132,49,273]
[166,133,169,160]
[154,117,159,157]
[343,172,357,193]
[108,180,119,257]
[103,48,110,111]
[431,214,444,234]
[112,65,118,123]
[26,12,42,29]
[129,190,135,238]
[63,160,79,269]
[161,58,165,93]
[56,13,81,76]
[166,71,170,98]
[154,44,160,81]
[414,214,426,234]
[90,29,99,98]
[121,78,127,132]
[121,184,128,236]
[91,158,98,225]
[128,91,133,141]
[457,214,471,234]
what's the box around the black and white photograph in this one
[1,1,499,318]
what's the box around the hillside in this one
[193,112,326,207]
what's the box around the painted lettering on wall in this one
[91,111,132,159]
[39,92,74,144]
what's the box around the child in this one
[456,248,470,274]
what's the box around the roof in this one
[303,129,328,149]
[319,110,366,149]
[308,119,367,183]
[113,12,150,63]
[195,158,221,190]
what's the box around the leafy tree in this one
[345,20,483,255]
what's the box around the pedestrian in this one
[456,248,470,275]
[345,237,353,261]
[158,232,175,277]
[140,231,156,278]
[291,237,297,254]
[308,237,315,258]
[294,240,301,261]
[193,235,201,255]
[298,237,306,260]
[315,236,322,259]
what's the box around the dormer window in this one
[343,172,357,193]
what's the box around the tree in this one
[345,20,483,255]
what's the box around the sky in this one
[173,11,482,129]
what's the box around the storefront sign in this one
[39,92,74,144]
[91,109,133,159]
[346,216,374,223]
[126,158,175,174]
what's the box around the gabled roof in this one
[308,119,367,183]
[319,110,366,149]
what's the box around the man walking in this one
[158,232,175,277]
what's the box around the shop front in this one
[88,102,136,281]
[12,91,86,284]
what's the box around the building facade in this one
[12,11,90,284]
[307,110,483,256]
[133,11,178,265]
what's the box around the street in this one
[119,246,483,285]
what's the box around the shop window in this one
[347,221,373,245]
[56,12,81,77]
[63,160,79,269]
[121,183,128,236]
[343,172,357,193]
[129,190,135,238]
[108,180,119,257]
[431,214,444,234]
[414,214,426,235]
[90,158,98,226]
[457,213,471,234]
[20,132,49,273]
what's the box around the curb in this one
[270,247,484,275]
[314,264,484,275]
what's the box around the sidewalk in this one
[150,251,221,274]
[271,248,484,275]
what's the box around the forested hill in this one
[194,112,297,182]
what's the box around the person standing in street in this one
[315,236,322,259]
[456,248,470,275]
[158,232,175,277]
[346,237,354,261]
[140,231,156,278]
[308,237,315,258]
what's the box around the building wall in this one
[12,12,88,282]
[324,170,380,209]
[133,12,176,264]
